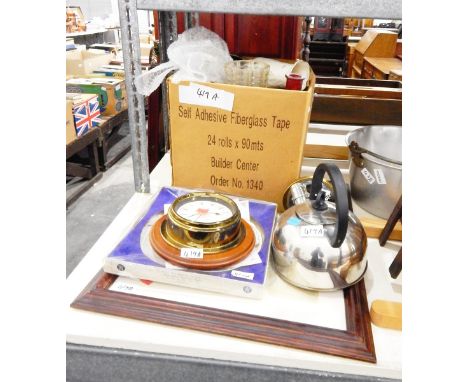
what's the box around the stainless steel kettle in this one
[272,163,368,291]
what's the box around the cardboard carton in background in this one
[66,49,113,76]
[168,69,316,209]
[66,77,127,116]
[140,44,152,59]
[66,93,101,137]
[92,65,125,78]
[66,100,76,144]
[139,34,151,44]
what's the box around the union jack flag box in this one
[68,93,101,137]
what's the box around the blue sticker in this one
[287,216,302,226]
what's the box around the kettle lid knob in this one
[312,191,328,211]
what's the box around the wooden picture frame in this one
[71,271,376,363]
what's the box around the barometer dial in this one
[175,199,234,224]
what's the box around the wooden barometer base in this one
[150,215,256,270]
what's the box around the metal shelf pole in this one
[184,12,200,30]
[118,0,150,193]
[157,11,178,153]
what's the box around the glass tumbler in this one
[224,60,270,87]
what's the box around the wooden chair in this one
[379,196,402,279]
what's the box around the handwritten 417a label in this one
[231,270,255,280]
[178,83,234,112]
[300,225,325,237]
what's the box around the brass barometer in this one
[150,192,255,269]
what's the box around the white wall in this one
[66,0,153,34]
[66,0,113,20]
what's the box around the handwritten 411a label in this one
[180,248,204,259]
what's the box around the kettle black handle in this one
[309,163,348,248]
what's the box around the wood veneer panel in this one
[311,96,402,126]
[72,271,376,363]
[303,144,349,160]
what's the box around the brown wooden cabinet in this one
[388,69,402,81]
[395,40,402,60]
[351,30,398,78]
[362,57,402,80]
[224,15,302,59]
[153,13,302,59]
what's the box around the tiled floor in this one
[66,151,135,277]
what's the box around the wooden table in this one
[362,57,402,80]
[66,127,102,207]
[66,153,402,381]
[66,29,108,48]
[96,108,130,170]
[66,108,131,207]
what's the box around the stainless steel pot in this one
[272,163,367,291]
[345,125,402,220]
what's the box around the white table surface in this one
[66,153,402,380]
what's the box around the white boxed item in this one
[103,186,277,299]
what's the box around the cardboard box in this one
[89,43,121,53]
[66,100,77,144]
[104,186,277,299]
[66,49,113,76]
[66,38,76,51]
[139,34,151,44]
[168,72,316,209]
[66,77,127,116]
[66,93,101,137]
[92,64,125,78]
[140,43,152,58]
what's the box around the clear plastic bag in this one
[135,27,233,96]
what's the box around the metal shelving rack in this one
[118,0,402,194]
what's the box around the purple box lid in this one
[107,187,277,284]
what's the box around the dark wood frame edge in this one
[71,271,376,363]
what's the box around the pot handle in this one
[349,141,402,166]
[310,163,348,248]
